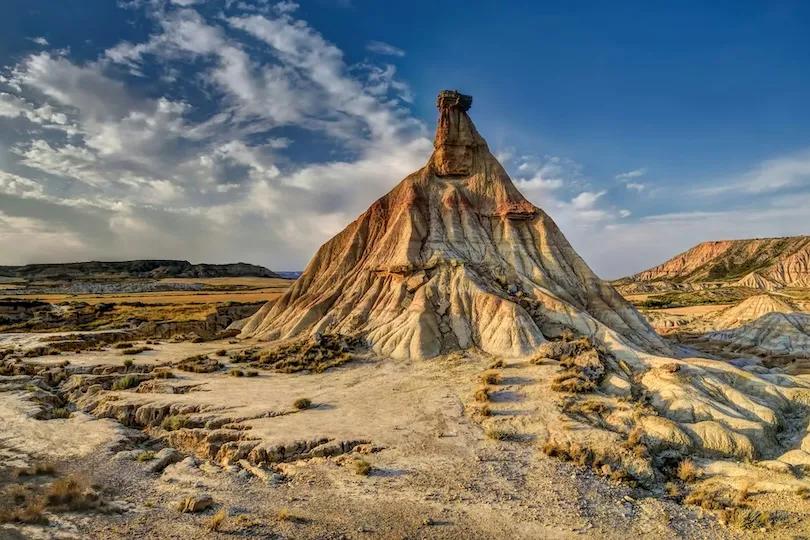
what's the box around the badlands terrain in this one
[2,92,810,539]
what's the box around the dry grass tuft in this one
[479,405,492,417]
[293,398,312,410]
[551,370,596,393]
[720,507,774,530]
[112,374,140,391]
[257,334,362,373]
[485,426,515,441]
[684,486,724,511]
[177,355,221,373]
[481,371,501,385]
[15,462,56,478]
[278,507,293,521]
[474,386,493,402]
[677,459,699,483]
[206,508,228,532]
[161,415,187,431]
[229,369,245,377]
[136,451,155,462]
[354,459,372,476]
[488,359,505,369]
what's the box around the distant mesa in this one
[621,236,810,288]
[0,260,280,281]
[241,90,673,359]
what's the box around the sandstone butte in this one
[241,91,673,360]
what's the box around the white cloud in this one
[366,40,405,57]
[571,190,605,209]
[31,37,49,46]
[619,209,631,218]
[695,151,810,196]
[615,168,646,180]
[626,182,645,191]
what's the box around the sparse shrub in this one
[0,497,46,524]
[153,369,174,379]
[177,355,221,373]
[354,459,372,476]
[677,459,698,483]
[42,475,100,511]
[293,398,312,410]
[229,369,244,377]
[245,370,258,377]
[798,487,810,500]
[52,408,71,419]
[216,349,227,357]
[551,370,596,393]
[665,481,683,499]
[485,426,515,441]
[684,487,724,511]
[481,371,501,385]
[721,507,774,530]
[161,415,187,431]
[136,451,156,462]
[123,359,134,367]
[474,387,492,402]
[25,384,39,392]
[15,462,56,478]
[112,375,140,391]
[121,347,152,356]
[114,343,134,349]
[489,359,504,369]
[278,507,292,521]
[479,405,492,417]
[206,508,228,532]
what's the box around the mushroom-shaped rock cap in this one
[437,90,472,112]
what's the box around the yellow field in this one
[158,277,293,288]
[9,289,288,305]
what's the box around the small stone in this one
[110,450,141,462]
[423,518,435,526]
[150,448,182,473]
[180,494,213,513]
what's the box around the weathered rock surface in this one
[241,91,672,360]
[703,312,810,356]
[704,294,798,331]
[623,236,810,286]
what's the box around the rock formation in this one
[705,294,797,331]
[242,91,671,359]
[623,236,810,286]
[734,271,784,291]
[704,312,810,357]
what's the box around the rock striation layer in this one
[242,91,671,359]
[623,236,810,286]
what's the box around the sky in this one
[0,0,809,278]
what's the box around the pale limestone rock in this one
[240,91,672,360]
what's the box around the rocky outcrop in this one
[706,294,797,331]
[735,272,783,291]
[241,91,672,360]
[623,236,810,286]
[0,260,279,281]
[703,312,810,357]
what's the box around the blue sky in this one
[0,0,808,278]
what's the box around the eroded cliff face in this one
[241,91,670,359]
[626,236,810,286]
